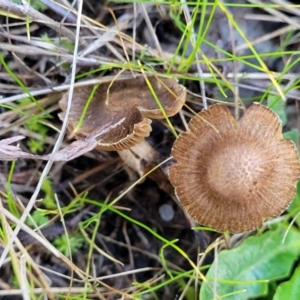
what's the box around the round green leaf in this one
[200,226,300,300]
[273,264,300,300]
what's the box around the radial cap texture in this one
[169,104,300,233]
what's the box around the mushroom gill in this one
[59,76,186,151]
[169,103,300,233]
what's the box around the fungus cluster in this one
[59,78,300,233]
[169,104,300,233]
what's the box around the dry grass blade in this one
[0,0,84,271]
[0,0,82,44]
[0,136,43,160]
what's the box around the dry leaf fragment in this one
[0,136,25,145]
[59,76,186,151]
[45,138,98,161]
[44,122,114,161]
[0,136,43,161]
[0,135,99,162]
[169,104,300,233]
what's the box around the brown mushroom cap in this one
[169,103,300,233]
[59,76,186,151]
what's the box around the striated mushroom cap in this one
[59,76,186,151]
[169,103,300,233]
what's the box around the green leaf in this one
[288,181,300,228]
[28,138,44,153]
[273,264,300,300]
[283,129,299,146]
[41,176,56,209]
[267,96,287,126]
[54,233,85,257]
[200,226,300,300]
[27,210,49,227]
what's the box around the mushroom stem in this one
[118,140,198,228]
[117,140,173,193]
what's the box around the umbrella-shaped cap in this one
[169,104,300,233]
[59,76,186,151]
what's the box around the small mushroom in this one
[59,76,186,151]
[169,103,300,233]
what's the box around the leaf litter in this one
[0,0,300,299]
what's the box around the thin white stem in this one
[181,2,207,109]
